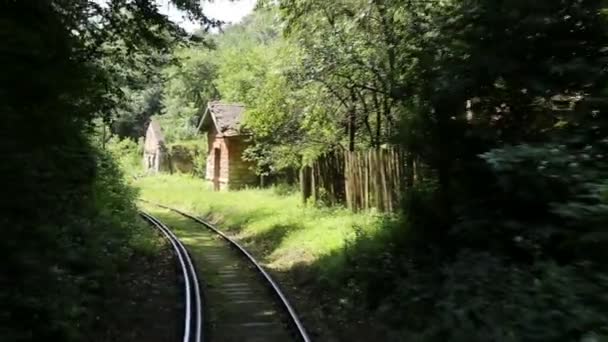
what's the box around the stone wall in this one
[169,145,196,174]
[143,122,169,173]
[143,146,169,173]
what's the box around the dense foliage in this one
[277,0,608,339]
[158,7,347,170]
[4,0,608,340]
[0,0,212,340]
[159,1,608,340]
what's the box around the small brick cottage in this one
[197,102,257,190]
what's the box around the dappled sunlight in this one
[136,174,387,272]
[10,0,607,340]
[138,185,399,339]
[138,204,296,341]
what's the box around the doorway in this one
[213,148,221,191]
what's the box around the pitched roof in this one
[198,101,247,136]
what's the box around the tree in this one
[0,0,216,340]
[274,0,608,339]
[281,0,416,150]
[158,46,219,142]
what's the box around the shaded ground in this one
[234,227,381,342]
[145,206,295,342]
[92,234,180,342]
[151,207,371,342]
[135,175,393,341]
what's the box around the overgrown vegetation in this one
[137,175,384,270]
[136,1,608,340]
[0,1,213,340]
[168,139,208,175]
[5,0,608,340]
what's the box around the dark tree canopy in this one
[3,0,608,340]
[0,1,212,340]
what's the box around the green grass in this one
[135,174,406,340]
[134,174,384,270]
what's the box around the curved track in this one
[140,211,204,342]
[141,201,311,342]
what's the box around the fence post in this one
[344,151,351,210]
[304,147,408,213]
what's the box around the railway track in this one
[140,211,203,342]
[140,202,311,342]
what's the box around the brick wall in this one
[226,136,257,190]
[204,130,257,190]
[206,129,229,188]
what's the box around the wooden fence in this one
[300,151,345,206]
[301,147,408,212]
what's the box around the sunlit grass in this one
[134,174,384,270]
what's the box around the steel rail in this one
[141,201,311,342]
[140,211,204,342]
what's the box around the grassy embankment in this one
[135,174,396,340]
[136,174,384,270]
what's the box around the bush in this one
[2,148,151,341]
[318,141,608,340]
[192,151,207,177]
[324,226,608,341]
[106,136,143,177]
[169,145,195,174]
[426,254,608,342]
[272,182,297,196]
[168,140,207,175]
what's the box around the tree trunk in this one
[349,92,357,152]
[300,166,312,204]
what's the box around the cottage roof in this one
[198,101,247,137]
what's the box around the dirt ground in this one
[92,238,181,342]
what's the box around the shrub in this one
[106,136,143,177]
[326,227,608,341]
[272,183,297,196]
[472,140,608,263]
[2,148,151,341]
[427,254,608,342]
[168,140,207,175]
[192,149,207,177]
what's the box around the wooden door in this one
[213,148,221,191]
